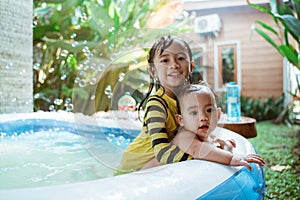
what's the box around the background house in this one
[183,0,288,101]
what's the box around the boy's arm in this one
[173,131,232,165]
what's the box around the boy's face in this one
[176,88,221,141]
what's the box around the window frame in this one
[214,40,241,92]
[191,44,207,82]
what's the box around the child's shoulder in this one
[147,93,168,108]
[176,128,195,139]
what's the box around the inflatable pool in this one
[0,112,265,199]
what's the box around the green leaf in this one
[33,26,47,40]
[255,28,280,51]
[39,0,65,3]
[277,4,294,16]
[61,0,84,13]
[37,88,59,96]
[45,40,98,53]
[297,52,300,70]
[61,84,72,96]
[269,0,278,15]
[247,1,272,14]
[255,20,278,35]
[278,45,298,65]
[34,6,53,16]
[72,87,90,99]
[276,14,300,41]
[292,0,300,20]
[87,1,114,37]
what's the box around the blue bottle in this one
[226,82,241,122]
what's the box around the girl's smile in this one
[152,40,193,98]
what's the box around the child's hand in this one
[229,154,265,171]
[215,139,236,152]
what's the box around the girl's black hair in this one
[138,36,193,120]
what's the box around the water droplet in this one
[79,70,85,76]
[108,44,115,50]
[90,78,97,85]
[104,85,112,95]
[132,59,138,64]
[34,94,40,99]
[119,73,125,81]
[65,98,71,103]
[33,63,41,70]
[103,39,108,44]
[74,77,80,83]
[49,105,55,111]
[107,92,113,99]
[79,79,87,87]
[137,32,143,38]
[72,41,78,47]
[108,27,115,32]
[82,46,90,53]
[49,68,55,73]
[70,33,77,39]
[110,53,117,60]
[124,39,131,46]
[83,65,90,71]
[90,95,95,100]
[83,60,89,65]
[61,74,67,80]
[65,103,74,112]
[6,62,13,69]
[54,98,63,105]
[61,50,69,57]
[100,64,106,69]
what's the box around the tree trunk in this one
[0,0,33,113]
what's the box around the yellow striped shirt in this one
[118,88,192,172]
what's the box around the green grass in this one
[249,121,300,199]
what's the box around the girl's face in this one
[152,40,193,97]
[176,88,221,141]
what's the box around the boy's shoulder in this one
[175,128,195,139]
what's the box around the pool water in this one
[0,119,139,189]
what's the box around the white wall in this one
[0,0,33,113]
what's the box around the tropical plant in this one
[33,0,193,114]
[248,0,299,68]
[247,0,300,123]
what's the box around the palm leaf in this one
[278,45,298,66]
[255,20,278,35]
[247,0,272,14]
[275,14,300,41]
[255,28,280,51]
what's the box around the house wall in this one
[0,0,33,113]
[184,4,283,100]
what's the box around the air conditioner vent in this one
[194,14,222,36]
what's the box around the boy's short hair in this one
[177,81,218,114]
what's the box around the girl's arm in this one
[145,98,193,164]
[173,131,265,170]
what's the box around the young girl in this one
[118,36,234,173]
[172,82,265,170]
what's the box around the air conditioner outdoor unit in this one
[194,14,222,35]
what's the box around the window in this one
[191,45,207,83]
[214,41,241,91]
